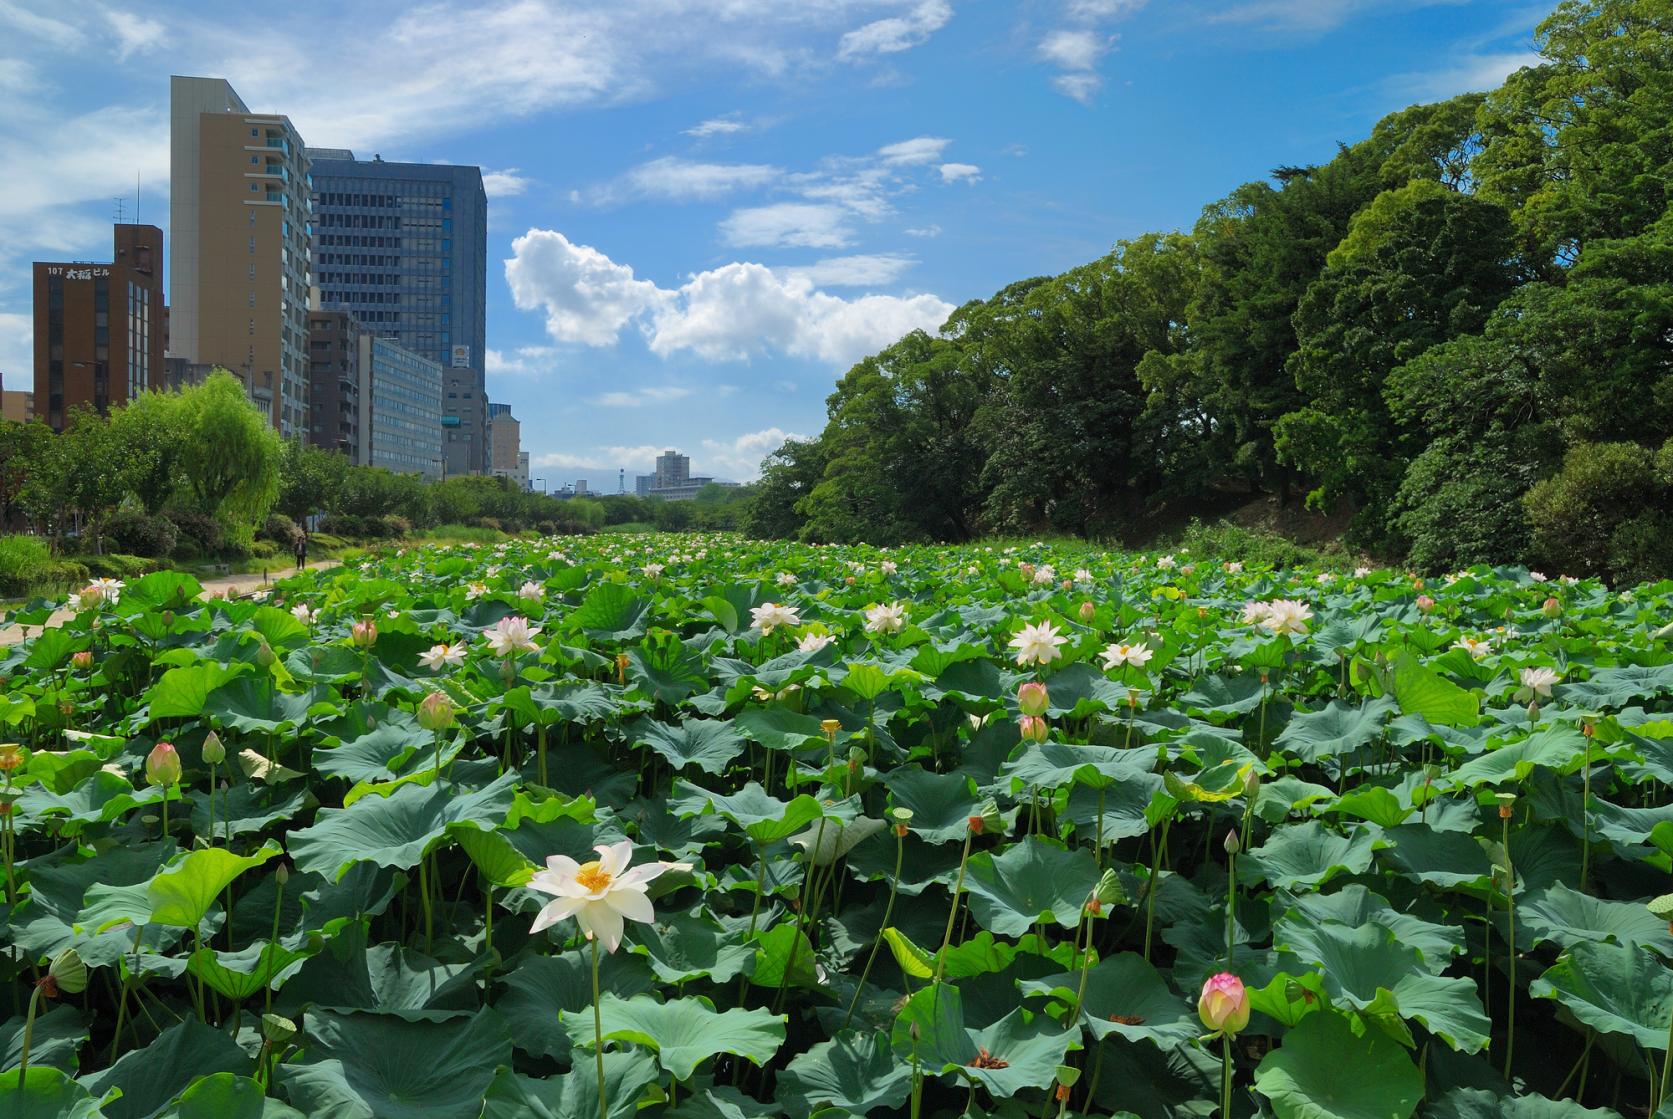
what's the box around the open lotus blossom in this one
[750,602,801,635]
[1240,601,1274,626]
[776,571,797,587]
[74,578,124,611]
[1009,620,1067,666]
[1074,568,1093,583]
[1354,566,1373,578]
[419,642,466,670]
[465,582,488,600]
[485,615,542,657]
[865,602,908,635]
[1198,973,1250,1036]
[798,632,835,653]
[1101,642,1154,670]
[1520,666,1559,698]
[880,560,898,576]
[1156,554,1176,570]
[643,563,665,579]
[1259,599,1312,636]
[528,841,691,952]
[518,581,545,603]
[291,604,318,625]
[1224,561,1243,573]
[1032,564,1056,586]
[1529,571,1548,583]
[1455,635,1493,659]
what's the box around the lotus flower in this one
[518,581,546,604]
[1078,601,1097,622]
[1017,681,1050,717]
[1259,599,1312,636]
[350,619,378,648]
[417,691,456,731]
[642,563,665,580]
[880,560,898,576]
[1009,620,1067,667]
[776,572,797,587]
[1101,642,1154,670]
[528,841,690,952]
[865,602,907,635]
[1198,972,1249,1036]
[465,582,488,600]
[1156,554,1176,570]
[1019,714,1049,743]
[145,741,181,787]
[1455,636,1492,659]
[750,602,801,635]
[291,604,318,625]
[1240,601,1273,626]
[798,632,834,653]
[1520,666,1558,698]
[419,642,466,670]
[485,615,542,657]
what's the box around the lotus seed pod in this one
[262,1013,298,1045]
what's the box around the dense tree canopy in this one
[751,0,1673,580]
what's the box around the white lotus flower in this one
[420,642,466,670]
[1455,636,1493,659]
[798,632,834,653]
[1224,561,1244,574]
[776,571,797,587]
[519,581,546,603]
[1009,620,1068,667]
[1240,601,1274,626]
[880,560,898,576]
[1520,666,1559,698]
[465,582,488,601]
[1032,564,1056,586]
[1074,568,1093,583]
[643,563,665,579]
[750,602,801,635]
[291,604,318,625]
[865,602,908,635]
[1529,571,1548,583]
[1156,555,1176,570]
[1354,566,1372,578]
[1101,642,1154,670]
[485,615,542,657]
[1260,599,1313,636]
[528,841,690,952]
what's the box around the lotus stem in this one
[1226,850,1237,969]
[1144,815,1172,963]
[591,934,607,1119]
[537,723,548,787]
[844,825,903,1030]
[933,830,974,987]
[1069,902,1095,1027]
[419,855,434,954]
[1661,1001,1673,1111]
[264,872,286,1018]
[1501,800,1517,1080]
[17,983,40,1088]
[1220,1033,1232,1119]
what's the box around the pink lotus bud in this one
[1018,715,1049,743]
[1416,596,1435,613]
[1542,597,1561,617]
[145,741,182,787]
[72,650,94,671]
[1078,601,1096,623]
[1198,972,1250,1036]
[844,576,856,586]
[417,691,457,731]
[351,619,378,649]
[1017,682,1050,718]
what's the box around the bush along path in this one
[0,533,1671,1119]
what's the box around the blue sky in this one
[0,0,1548,486]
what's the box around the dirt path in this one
[0,560,341,645]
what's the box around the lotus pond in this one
[3,534,1673,1119]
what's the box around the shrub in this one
[1172,520,1331,571]
[102,510,179,559]
[380,515,413,538]
[0,534,54,596]
[259,513,304,552]
[75,553,163,580]
[1394,432,1540,573]
[166,510,227,557]
[250,540,280,559]
[319,513,365,538]
[1525,441,1671,583]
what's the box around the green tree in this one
[276,439,349,528]
[107,391,188,514]
[743,438,827,539]
[175,372,283,544]
[0,420,55,531]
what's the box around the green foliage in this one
[1171,520,1335,570]
[1525,441,1673,583]
[174,372,283,545]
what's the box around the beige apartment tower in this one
[169,76,313,436]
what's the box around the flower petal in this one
[530,895,582,934]
[605,886,655,925]
[579,902,625,953]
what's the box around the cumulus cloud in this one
[1037,0,1143,103]
[482,168,532,197]
[939,162,981,183]
[505,229,955,368]
[1040,28,1108,71]
[837,0,953,59]
[701,427,808,479]
[720,202,853,249]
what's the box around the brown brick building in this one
[32,224,166,430]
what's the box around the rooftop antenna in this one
[136,172,141,225]
[113,197,125,224]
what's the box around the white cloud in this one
[0,2,81,48]
[1388,50,1543,100]
[684,115,748,139]
[720,203,853,249]
[785,253,917,287]
[700,427,807,480]
[1040,28,1108,71]
[621,156,781,201]
[939,161,981,183]
[482,168,532,197]
[1037,0,1144,103]
[593,385,695,407]
[0,311,32,385]
[1067,0,1147,16]
[505,229,955,368]
[485,345,560,376]
[903,224,943,238]
[535,445,663,473]
[877,136,952,166]
[837,0,952,59]
[107,10,165,61]
[504,230,666,346]
[1052,72,1104,103]
[1205,0,1468,34]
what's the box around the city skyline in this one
[0,1,1549,482]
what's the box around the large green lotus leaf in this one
[1557,665,1673,708]
[1038,661,1127,718]
[1276,699,1396,763]
[157,1073,305,1119]
[528,680,633,725]
[625,907,755,985]
[1427,1087,1622,1119]
[1377,824,1493,889]
[203,678,320,733]
[18,771,162,829]
[1255,776,1339,822]
[746,923,820,991]
[999,742,1155,793]
[776,1030,912,1115]
[1282,887,1463,971]
[478,1053,660,1119]
[1020,952,1199,1048]
[145,662,249,721]
[1179,674,1267,718]
[277,1008,511,1119]
[147,840,283,929]
[963,836,1100,936]
[1391,652,1478,728]
[1520,883,1673,953]
[890,985,1074,1096]
[187,783,308,842]
[1240,822,1375,891]
[288,771,517,880]
[446,823,536,888]
[276,927,478,1017]
[883,766,980,843]
[15,841,178,965]
[571,583,651,640]
[667,781,826,843]
[581,995,787,1080]
[187,941,310,1001]
[1253,1010,1422,1119]
[1063,776,1166,844]
[731,708,825,754]
[312,724,422,785]
[1274,920,1425,1009]
[1587,796,1673,851]
[1373,972,1491,1054]
[632,718,745,777]
[1529,940,1673,1049]
[0,1066,110,1119]
[1329,786,1410,828]
[623,632,708,705]
[0,1005,87,1074]
[79,1020,248,1119]
[496,952,656,1062]
[1452,725,1587,787]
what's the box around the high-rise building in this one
[32,224,165,429]
[487,401,526,487]
[307,152,487,476]
[307,310,362,461]
[2,389,35,423]
[169,76,313,436]
[654,450,691,490]
[358,335,444,479]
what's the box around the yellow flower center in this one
[575,860,613,893]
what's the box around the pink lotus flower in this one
[485,615,542,657]
[1017,682,1050,718]
[145,741,182,787]
[1198,972,1249,1036]
[1018,715,1049,743]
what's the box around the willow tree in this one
[177,371,283,545]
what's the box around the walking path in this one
[0,560,340,645]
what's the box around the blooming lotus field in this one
[4,534,1673,1119]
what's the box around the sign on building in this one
[450,345,471,368]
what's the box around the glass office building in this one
[308,152,487,476]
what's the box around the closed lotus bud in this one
[1528,700,1540,721]
[1416,596,1435,614]
[161,611,174,627]
[274,862,291,887]
[1017,681,1050,718]
[48,947,88,996]
[1543,597,1562,617]
[0,743,23,772]
[1078,601,1096,622]
[1244,770,1260,799]
[417,691,456,731]
[1412,579,1425,591]
[1018,714,1049,743]
[145,741,181,787]
[351,619,378,648]
[255,639,276,667]
[844,576,856,586]
[1198,972,1250,1036]
[71,650,94,671]
[201,730,226,765]
[1224,829,1241,855]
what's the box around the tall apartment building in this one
[307,152,488,476]
[307,310,362,461]
[32,224,165,429]
[654,449,691,490]
[487,401,528,488]
[169,76,313,436]
[358,335,444,479]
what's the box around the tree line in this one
[746,0,1673,583]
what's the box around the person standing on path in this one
[295,530,308,573]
